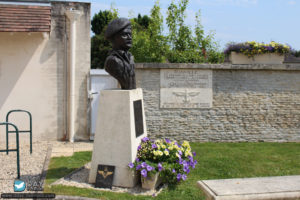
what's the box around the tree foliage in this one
[90,0,224,67]
[130,1,168,62]
[91,7,118,69]
[133,14,150,29]
[166,0,224,63]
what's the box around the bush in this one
[129,137,197,185]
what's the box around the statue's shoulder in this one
[105,51,122,67]
[104,51,124,75]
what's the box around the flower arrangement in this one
[128,137,197,185]
[224,41,290,57]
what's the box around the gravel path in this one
[0,141,50,193]
[51,162,166,196]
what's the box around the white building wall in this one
[0,2,90,141]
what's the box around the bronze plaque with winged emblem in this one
[95,165,115,189]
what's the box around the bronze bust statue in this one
[104,18,136,90]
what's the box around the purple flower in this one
[137,145,141,151]
[136,164,142,170]
[267,46,273,51]
[165,138,171,143]
[191,160,198,169]
[141,137,149,142]
[182,174,187,181]
[152,143,157,149]
[158,163,163,171]
[135,157,140,162]
[141,162,147,168]
[128,163,134,168]
[172,169,176,173]
[178,158,183,165]
[178,150,182,156]
[192,152,196,156]
[183,165,190,173]
[177,173,182,181]
[182,160,188,167]
[141,169,147,177]
[146,165,153,171]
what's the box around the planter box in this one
[141,173,162,190]
[230,52,284,64]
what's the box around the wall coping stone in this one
[135,63,300,71]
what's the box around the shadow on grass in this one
[45,167,79,185]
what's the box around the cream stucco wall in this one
[0,2,90,141]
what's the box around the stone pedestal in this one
[88,88,147,187]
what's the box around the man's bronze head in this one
[105,18,132,51]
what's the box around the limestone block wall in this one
[136,63,300,142]
[0,2,90,141]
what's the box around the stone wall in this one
[135,63,300,142]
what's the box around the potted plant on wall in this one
[128,137,197,190]
[224,41,290,64]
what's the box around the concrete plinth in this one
[88,88,147,187]
[197,175,300,200]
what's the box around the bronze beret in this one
[105,18,131,39]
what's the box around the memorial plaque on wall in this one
[133,100,144,137]
[160,69,212,108]
[95,165,115,189]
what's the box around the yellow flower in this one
[168,145,174,151]
[182,140,190,148]
[185,150,192,157]
[164,150,169,156]
[176,153,180,158]
[157,151,163,156]
[161,145,166,149]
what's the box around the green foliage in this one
[129,138,196,185]
[165,0,224,63]
[167,0,193,51]
[91,7,118,69]
[291,49,300,57]
[133,14,150,29]
[130,0,168,63]
[91,9,118,35]
[90,0,224,66]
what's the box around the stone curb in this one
[55,195,100,200]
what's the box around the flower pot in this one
[141,173,162,190]
[230,52,284,64]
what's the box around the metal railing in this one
[0,122,20,179]
[6,109,32,154]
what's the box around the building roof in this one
[0,4,51,32]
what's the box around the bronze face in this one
[113,26,132,51]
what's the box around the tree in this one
[91,9,118,35]
[130,0,168,63]
[133,14,150,29]
[166,0,224,63]
[90,0,223,66]
[91,8,118,69]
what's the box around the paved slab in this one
[50,141,93,157]
[197,176,300,200]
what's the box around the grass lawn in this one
[44,142,300,200]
